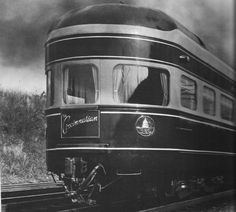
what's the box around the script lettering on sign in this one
[62,114,98,135]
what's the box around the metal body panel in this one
[46,107,235,151]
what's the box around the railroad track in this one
[1,183,139,212]
[2,183,235,212]
[1,182,66,212]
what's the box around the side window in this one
[220,95,234,121]
[181,75,197,110]
[46,70,54,106]
[203,86,215,116]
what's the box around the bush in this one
[0,89,52,184]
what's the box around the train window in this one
[46,70,54,106]
[220,95,234,121]
[203,86,215,116]
[113,65,169,105]
[63,64,98,104]
[181,75,197,110]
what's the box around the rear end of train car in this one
[45,4,236,203]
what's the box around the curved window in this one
[46,70,54,107]
[203,86,215,116]
[113,65,169,105]
[181,75,197,110]
[63,64,98,104]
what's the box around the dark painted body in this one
[46,106,235,178]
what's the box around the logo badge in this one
[135,116,155,137]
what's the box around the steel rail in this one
[1,182,64,192]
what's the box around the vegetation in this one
[0,89,52,184]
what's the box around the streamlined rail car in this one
[45,4,236,203]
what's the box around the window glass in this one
[220,95,234,121]
[203,86,215,115]
[46,70,54,106]
[63,64,98,104]
[181,75,197,110]
[113,65,169,105]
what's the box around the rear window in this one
[63,64,98,104]
[113,64,169,106]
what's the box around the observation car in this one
[45,3,236,203]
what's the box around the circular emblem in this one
[135,116,155,137]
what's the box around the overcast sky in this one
[0,0,234,93]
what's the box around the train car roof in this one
[48,3,235,81]
[49,3,205,48]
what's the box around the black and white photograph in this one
[1,0,235,211]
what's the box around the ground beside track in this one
[139,190,235,212]
[178,198,235,212]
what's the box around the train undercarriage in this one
[49,154,233,205]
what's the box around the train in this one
[45,3,236,204]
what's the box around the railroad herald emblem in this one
[135,116,155,137]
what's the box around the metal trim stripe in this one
[46,147,236,156]
[47,35,177,49]
[101,111,236,131]
[46,55,172,67]
[46,113,61,117]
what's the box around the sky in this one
[0,0,235,94]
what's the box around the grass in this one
[0,89,53,184]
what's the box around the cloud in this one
[130,0,235,68]
[0,0,77,67]
[0,61,45,93]
[0,0,234,68]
